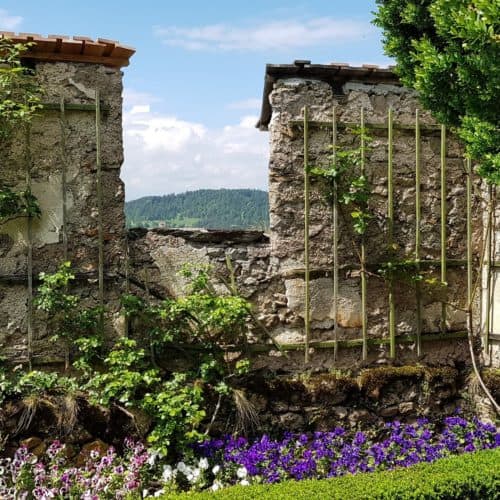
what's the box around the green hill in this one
[125,189,269,230]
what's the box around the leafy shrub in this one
[28,263,254,456]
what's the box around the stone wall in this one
[263,75,481,367]
[0,60,127,363]
[1,53,496,371]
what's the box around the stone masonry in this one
[0,34,134,363]
[1,38,498,371]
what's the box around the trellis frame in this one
[9,92,109,363]
[298,106,481,363]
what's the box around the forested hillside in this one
[125,189,269,230]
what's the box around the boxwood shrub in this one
[165,447,500,499]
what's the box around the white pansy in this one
[199,457,209,470]
[162,465,174,482]
[176,461,187,473]
[240,479,250,486]
[147,450,161,466]
[212,465,221,475]
[153,490,165,498]
[236,466,247,479]
[211,480,222,491]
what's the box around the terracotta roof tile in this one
[0,33,135,68]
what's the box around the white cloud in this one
[0,9,22,30]
[155,17,374,52]
[126,114,206,153]
[122,91,268,200]
[129,104,151,115]
[226,98,262,111]
[122,89,162,107]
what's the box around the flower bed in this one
[165,447,500,499]
[195,415,499,488]
[0,415,498,498]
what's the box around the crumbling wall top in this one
[257,61,399,130]
[0,32,135,68]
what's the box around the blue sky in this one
[0,1,392,200]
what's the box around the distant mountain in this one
[125,189,269,230]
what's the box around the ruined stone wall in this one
[264,77,480,367]
[0,61,126,363]
[0,59,493,371]
[127,227,273,320]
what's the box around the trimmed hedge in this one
[165,448,500,499]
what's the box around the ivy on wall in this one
[0,38,42,224]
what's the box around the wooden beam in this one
[22,51,130,67]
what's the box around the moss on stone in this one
[358,366,424,395]
[301,373,359,403]
[482,368,500,400]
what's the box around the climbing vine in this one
[310,128,373,235]
[0,38,42,223]
[0,186,41,224]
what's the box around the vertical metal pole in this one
[59,97,68,263]
[332,105,339,362]
[485,184,493,350]
[60,96,70,370]
[466,158,473,314]
[360,107,368,361]
[440,125,447,334]
[124,233,130,338]
[415,110,422,357]
[96,89,105,333]
[387,108,396,359]
[25,125,33,370]
[303,107,311,363]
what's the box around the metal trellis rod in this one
[360,107,368,361]
[303,106,311,363]
[25,125,33,370]
[59,97,69,262]
[466,158,473,313]
[440,125,447,334]
[485,184,493,349]
[332,105,339,362]
[95,89,105,333]
[415,109,422,357]
[387,108,396,359]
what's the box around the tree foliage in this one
[125,189,269,230]
[374,0,499,182]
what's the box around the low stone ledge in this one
[128,227,269,245]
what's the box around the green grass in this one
[163,448,500,499]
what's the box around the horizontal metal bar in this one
[281,259,470,279]
[289,120,442,132]
[41,102,110,113]
[29,331,468,366]
[0,271,118,283]
[211,331,468,353]
[264,331,467,352]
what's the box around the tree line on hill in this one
[125,189,270,230]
